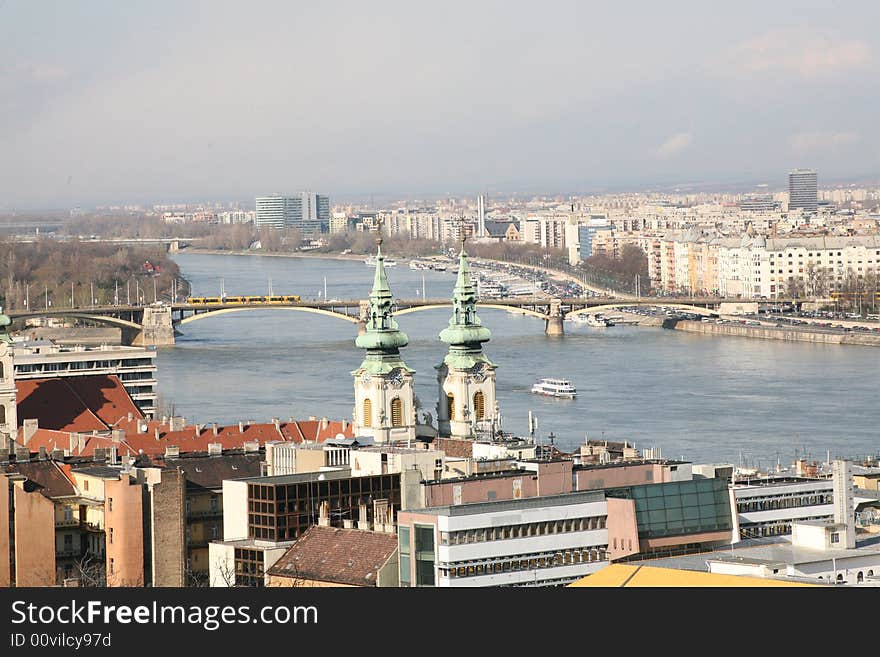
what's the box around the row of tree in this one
[0,238,188,311]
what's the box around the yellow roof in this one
[569,564,816,587]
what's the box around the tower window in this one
[391,397,403,427]
[362,398,372,427]
[473,391,485,420]
[0,405,4,425]
[447,393,456,421]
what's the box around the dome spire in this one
[439,234,491,357]
[354,221,413,372]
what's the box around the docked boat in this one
[365,256,397,267]
[530,378,577,398]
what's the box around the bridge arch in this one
[11,312,143,330]
[177,305,359,325]
[395,302,549,321]
[565,303,718,319]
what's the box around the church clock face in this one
[360,372,372,384]
[471,363,487,382]
[389,369,405,387]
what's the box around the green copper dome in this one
[0,308,11,344]
[439,246,491,347]
[354,240,414,375]
[437,243,494,371]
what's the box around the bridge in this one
[6,296,802,346]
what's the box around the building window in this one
[831,532,839,544]
[447,393,456,421]
[109,528,114,544]
[0,405,4,425]
[473,391,485,420]
[108,498,113,512]
[390,397,403,427]
[109,559,114,575]
[362,398,372,427]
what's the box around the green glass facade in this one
[608,478,732,540]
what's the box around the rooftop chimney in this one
[164,445,180,459]
[318,500,330,527]
[272,418,281,434]
[127,412,133,422]
[357,502,370,531]
[212,423,218,436]
[154,427,160,441]
[321,417,329,431]
[238,421,245,433]
[38,446,47,461]
[207,443,222,456]
[22,418,38,445]
[169,416,186,432]
[111,429,125,443]
[243,441,259,453]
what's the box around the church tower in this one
[436,240,498,439]
[0,310,16,440]
[351,237,416,444]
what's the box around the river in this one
[155,252,879,468]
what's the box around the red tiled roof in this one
[4,460,78,499]
[266,526,398,586]
[15,375,143,433]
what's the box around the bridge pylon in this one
[130,305,175,346]
[545,299,564,336]
[357,300,370,336]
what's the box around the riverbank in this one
[184,247,367,262]
[671,319,880,347]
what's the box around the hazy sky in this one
[2,1,879,208]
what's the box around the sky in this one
[1,1,879,209]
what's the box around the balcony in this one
[187,508,222,519]
[55,518,80,528]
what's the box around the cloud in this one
[711,28,872,80]
[790,131,858,155]
[656,132,693,159]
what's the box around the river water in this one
[155,252,879,468]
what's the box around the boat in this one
[530,378,577,398]
[569,314,613,327]
[365,256,397,267]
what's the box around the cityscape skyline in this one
[2,2,880,209]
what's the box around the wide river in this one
[155,252,879,468]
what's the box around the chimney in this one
[308,415,316,421]
[272,418,281,434]
[127,412,133,422]
[212,423,218,436]
[22,418,38,445]
[164,445,180,459]
[341,419,348,432]
[38,446,47,460]
[50,448,64,461]
[207,443,222,456]
[161,415,168,425]
[77,433,86,454]
[14,444,30,462]
[321,417,329,431]
[238,421,245,433]
[243,441,259,453]
[357,502,370,531]
[109,445,118,465]
[169,416,185,432]
[318,500,330,527]
[154,427,160,441]
[111,429,125,443]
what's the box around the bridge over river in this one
[7,296,801,346]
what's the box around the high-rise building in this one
[477,194,487,237]
[255,193,330,232]
[788,169,817,213]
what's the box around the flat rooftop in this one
[410,490,605,518]
[632,533,880,571]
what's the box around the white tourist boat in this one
[530,377,577,398]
